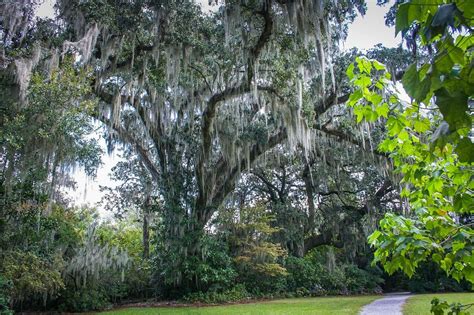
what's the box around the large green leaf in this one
[431,3,457,27]
[395,3,424,35]
[402,63,431,102]
[395,3,411,35]
[456,137,474,163]
[402,63,419,98]
[435,88,470,131]
[457,0,474,23]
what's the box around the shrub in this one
[183,284,249,304]
[343,264,383,294]
[57,287,110,312]
[284,252,385,296]
[153,234,237,297]
[285,256,317,292]
[316,265,348,294]
[0,275,12,315]
[1,251,65,307]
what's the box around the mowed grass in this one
[403,292,474,315]
[103,295,379,315]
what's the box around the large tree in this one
[1,0,374,290]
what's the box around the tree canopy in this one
[0,0,472,313]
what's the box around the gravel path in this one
[360,292,412,315]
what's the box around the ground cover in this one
[103,295,380,315]
[403,292,474,315]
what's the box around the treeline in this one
[0,178,469,313]
[1,0,472,313]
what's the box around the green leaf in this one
[435,43,464,72]
[447,46,465,66]
[435,88,470,132]
[387,116,405,136]
[414,118,430,133]
[431,4,457,27]
[402,63,419,99]
[453,193,474,213]
[373,60,386,71]
[398,130,410,142]
[465,266,474,284]
[369,93,383,105]
[355,108,364,123]
[357,58,372,74]
[395,3,410,35]
[416,77,432,102]
[346,63,355,80]
[432,253,442,263]
[456,137,474,163]
[376,102,389,118]
[348,89,363,106]
[354,75,371,88]
[452,241,465,253]
[455,35,474,51]
[368,230,382,245]
[457,0,474,20]
[427,177,443,193]
[395,3,424,35]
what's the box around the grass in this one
[403,292,474,315]
[103,295,380,315]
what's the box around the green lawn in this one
[403,292,474,315]
[103,295,379,315]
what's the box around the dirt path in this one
[359,292,412,315]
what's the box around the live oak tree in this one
[229,144,399,258]
[2,0,372,290]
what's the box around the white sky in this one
[345,1,400,50]
[36,0,55,18]
[36,0,401,215]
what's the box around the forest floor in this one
[102,292,474,315]
[102,295,379,314]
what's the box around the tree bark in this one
[142,196,150,259]
[302,161,316,235]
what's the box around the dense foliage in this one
[350,0,473,283]
[0,0,472,313]
[347,0,473,313]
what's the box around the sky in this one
[345,1,401,50]
[35,0,402,215]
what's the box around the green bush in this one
[317,265,348,294]
[183,284,249,304]
[285,254,384,296]
[57,287,111,312]
[0,275,12,315]
[1,251,65,307]
[285,256,317,292]
[154,234,237,297]
[343,264,383,294]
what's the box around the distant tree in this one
[100,150,157,258]
[217,204,288,293]
[0,60,101,204]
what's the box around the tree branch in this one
[196,3,275,209]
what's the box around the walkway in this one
[360,292,412,315]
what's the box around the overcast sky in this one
[36,0,402,215]
[345,1,400,50]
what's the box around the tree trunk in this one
[302,162,316,235]
[142,202,150,259]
